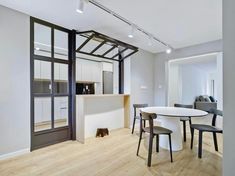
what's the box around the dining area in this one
[132,103,223,167]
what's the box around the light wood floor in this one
[0,128,222,176]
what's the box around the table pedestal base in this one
[159,116,182,151]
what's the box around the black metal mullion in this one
[120,49,138,61]
[102,45,117,57]
[30,18,35,147]
[69,30,76,140]
[76,34,94,51]
[51,27,55,129]
[90,40,106,54]
[112,48,128,59]
[77,51,119,61]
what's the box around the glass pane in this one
[54,30,68,60]
[54,63,68,94]
[34,60,51,94]
[54,97,68,128]
[123,49,134,58]
[93,43,113,56]
[106,47,119,59]
[34,23,51,57]
[80,39,102,53]
[34,97,52,132]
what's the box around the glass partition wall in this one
[31,18,72,150]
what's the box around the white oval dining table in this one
[141,106,208,151]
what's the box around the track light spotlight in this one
[76,0,84,13]
[128,25,135,38]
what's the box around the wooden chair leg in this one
[190,128,194,149]
[147,134,153,167]
[131,118,136,134]
[213,132,218,151]
[169,134,173,162]
[156,134,159,153]
[183,121,186,142]
[136,130,143,156]
[143,120,146,128]
[198,131,203,158]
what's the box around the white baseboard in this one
[0,148,30,160]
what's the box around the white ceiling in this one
[0,0,222,53]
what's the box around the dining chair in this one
[190,109,223,158]
[136,111,173,167]
[132,104,148,134]
[174,104,193,142]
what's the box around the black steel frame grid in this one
[76,30,138,61]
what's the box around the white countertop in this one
[76,94,129,98]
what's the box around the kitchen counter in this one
[76,94,130,143]
[76,94,129,98]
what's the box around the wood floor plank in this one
[0,128,222,176]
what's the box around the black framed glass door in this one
[30,17,73,150]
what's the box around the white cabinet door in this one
[76,59,102,82]
[41,61,51,80]
[34,98,43,123]
[42,97,51,122]
[82,60,92,82]
[34,60,41,79]
[92,62,102,82]
[60,64,68,81]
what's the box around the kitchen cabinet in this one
[34,97,51,124]
[76,59,102,82]
[34,60,51,80]
[54,63,68,81]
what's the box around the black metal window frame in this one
[30,17,75,150]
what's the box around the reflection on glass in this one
[34,97,52,132]
[54,30,68,60]
[54,97,68,128]
[34,23,51,57]
[54,63,68,94]
[34,60,51,94]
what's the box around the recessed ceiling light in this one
[166,48,172,54]
[76,0,84,14]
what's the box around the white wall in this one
[180,65,208,104]
[154,40,222,106]
[168,63,181,106]
[129,49,155,124]
[223,0,235,175]
[0,5,30,158]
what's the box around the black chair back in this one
[133,104,148,117]
[208,108,223,126]
[174,104,193,109]
[140,111,157,135]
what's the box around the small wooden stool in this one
[96,128,109,137]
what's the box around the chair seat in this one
[190,124,223,133]
[134,116,141,119]
[144,126,172,135]
[180,117,190,121]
